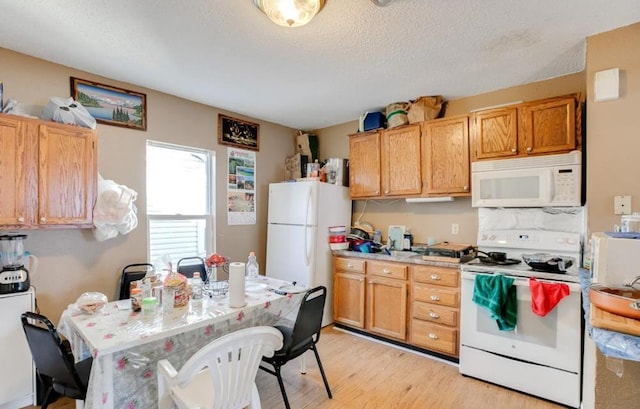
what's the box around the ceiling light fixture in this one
[254,0,325,28]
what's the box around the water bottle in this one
[191,272,203,301]
[246,252,259,280]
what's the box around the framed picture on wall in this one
[218,114,260,151]
[70,77,147,131]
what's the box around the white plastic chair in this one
[157,326,284,409]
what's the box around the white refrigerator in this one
[266,181,352,326]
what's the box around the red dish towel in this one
[529,277,570,317]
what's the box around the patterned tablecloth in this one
[58,277,304,409]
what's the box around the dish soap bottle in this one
[246,252,259,281]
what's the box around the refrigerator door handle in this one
[305,226,311,267]
[305,185,312,227]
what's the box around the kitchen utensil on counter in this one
[0,234,31,294]
[348,227,370,241]
[387,225,406,250]
[420,242,475,263]
[522,253,574,273]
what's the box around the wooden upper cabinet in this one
[471,94,580,161]
[349,131,381,198]
[0,113,97,229]
[471,107,518,160]
[381,124,422,196]
[38,122,97,226]
[422,115,470,195]
[0,116,32,226]
[520,96,576,155]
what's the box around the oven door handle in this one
[462,272,581,292]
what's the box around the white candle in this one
[228,262,246,308]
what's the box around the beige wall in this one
[315,73,585,245]
[0,48,297,321]
[585,23,640,409]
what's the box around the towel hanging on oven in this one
[472,274,517,331]
[528,278,570,317]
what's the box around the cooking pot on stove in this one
[522,253,574,273]
[477,251,507,262]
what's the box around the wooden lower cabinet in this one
[367,275,407,340]
[333,255,460,359]
[409,265,460,358]
[333,257,366,328]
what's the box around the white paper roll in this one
[228,262,246,308]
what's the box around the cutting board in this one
[590,304,640,337]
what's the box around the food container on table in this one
[163,271,189,307]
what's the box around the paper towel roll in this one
[228,262,246,308]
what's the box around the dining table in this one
[58,276,305,409]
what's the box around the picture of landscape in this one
[71,77,147,130]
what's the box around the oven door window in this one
[460,275,581,373]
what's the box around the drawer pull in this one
[347,263,353,268]
[430,274,441,281]
[430,295,440,301]
[428,333,439,340]
[382,269,390,274]
[429,311,440,319]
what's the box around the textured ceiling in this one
[1,0,639,130]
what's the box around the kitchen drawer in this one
[412,265,459,287]
[412,301,458,327]
[335,257,365,274]
[367,261,407,280]
[413,284,459,308]
[411,319,458,356]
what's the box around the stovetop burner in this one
[476,256,521,266]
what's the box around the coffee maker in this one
[0,234,31,294]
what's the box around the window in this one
[146,141,215,267]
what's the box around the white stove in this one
[459,229,583,408]
[463,229,582,283]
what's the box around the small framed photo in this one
[70,77,147,131]
[218,114,260,151]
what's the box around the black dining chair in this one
[20,312,93,409]
[177,256,208,283]
[118,263,154,300]
[259,286,332,409]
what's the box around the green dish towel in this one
[472,274,517,331]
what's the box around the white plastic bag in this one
[42,97,97,129]
[93,175,138,241]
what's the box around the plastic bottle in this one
[191,272,203,301]
[246,252,259,280]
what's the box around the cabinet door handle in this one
[384,190,389,194]
[430,274,441,281]
[526,147,532,152]
[430,295,440,301]
[359,278,364,282]
[429,311,440,319]
[428,333,439,340]
[40,217,47,222]
[17,216,25,222]
[463,185,469,191]
[511,148,517,153]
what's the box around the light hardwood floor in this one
[31,326,565,409]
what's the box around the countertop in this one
[579,269,640,362]
[331,250,461,269]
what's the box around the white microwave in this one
[591,232,640,286]
[471,151,582,207]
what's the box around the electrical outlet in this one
[614,195,632,215]
[451,223,459,235]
